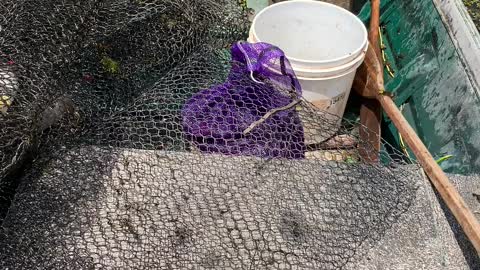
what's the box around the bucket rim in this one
[258,45,366,81]
[250,0,368,66]
[295,53,365,81]
[291,45,367,77]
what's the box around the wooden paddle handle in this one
[369,0,382,59]
[355,0,383,162]
[378,95,480,253]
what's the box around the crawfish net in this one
[0,1,418,269]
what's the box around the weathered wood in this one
[306,134,357,150]
[369,0,382,59]
[358,100,382,162]
[353,45,383,98]
[357,0,382,162]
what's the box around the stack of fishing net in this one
[0,0,418,269]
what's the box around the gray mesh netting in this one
[0,1,418,269]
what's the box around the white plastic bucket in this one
[248,0,368,123]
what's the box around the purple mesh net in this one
[182,42,305,159]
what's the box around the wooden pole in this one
[357,0,383,162]
[378,94,480,253]
[369,0,381,59]
[354,0,480,254]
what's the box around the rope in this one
[398,104,412,162]
[379,26,395,78]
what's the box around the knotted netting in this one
[0,1,418,269]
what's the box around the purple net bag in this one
[182,42,305,159]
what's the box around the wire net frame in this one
[0,1,419,269]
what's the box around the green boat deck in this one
[359,0,480,174]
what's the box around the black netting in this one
[0,1,418,269]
